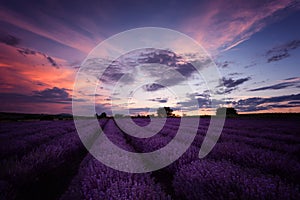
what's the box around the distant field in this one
[0,117,299,199]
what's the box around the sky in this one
[0,0,300,115]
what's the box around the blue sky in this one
[0,0,299,114]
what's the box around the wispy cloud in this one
[0,7,98,54]
[266,40,300,63]
[216,61,234,68]
[235,93,300,112]
[182,0,298,53]
[17,47,59,68]
[249,77,300,91]
[0,43,75,95]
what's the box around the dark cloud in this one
[177,98,208,109]
[142,83,164,92]
[33,87,70,100]
[267,52,290,62]
[17,48,59,68]
[237,93,300,105]
[228,72,243,76]
[187,90,211,99]
[216,77,251,94]
[268,104,299,108]
[17,48,37,56]
[138,49,199,77]
[284,77,299,81]
[177,97,227,111]
[149,98,168,103]
[222,77,251,88]
[138,49,181,65]
[249,82,298,91]
[98,49,202,88]
[216,61,233,68]
[249,77,300,91]
[266,40,300,63]
[288,101,300,105]
[0,87,77,106]
[175,63,197,77]
[158,99,167,103]
[46,56,58,67]
[235,93,300,112]
[244,63,257,68]
[0,31,20,46]
[100,61,126,83]
[177,91,223,110]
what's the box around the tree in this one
[157,107,174,117]
[96,112,107,119]
[216,107,238,116]
[99,112,107,118]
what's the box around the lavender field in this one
[0,117,299,200]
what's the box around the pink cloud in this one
[181,0,299,54]
[0,43,75,94]
[0,7,101,54]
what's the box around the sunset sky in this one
[0,0,300,115]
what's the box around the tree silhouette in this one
[96,112,107,119]
[216,107,238,116]
[99,112,107,118]
[157,107,174,117]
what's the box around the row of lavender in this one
[0,119,108,199]
[123,117,300,199]
[61,119,171,200]
[61,117,299,199]
[1,117,299,199]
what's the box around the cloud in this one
[95,49,202,90]
[267,52,290,62]
[0,31,20,46]
[142,83,164,92]
[0,87,76,105]
[187,90,211,99]
[148,98,168,103]
[217,77,251,94]
[182,0,298,53]
[266,40,300,62]
[46,56,58,67]
[0,87,88,113]
[33,87,70,101]
[138,49,198,77]
[249,82,296,91]
[228,72,243,76]
[17,47,59,68]
[216,61,234,68]
[288,101,300,105]
[284,77,299,81]
[176,90,227,111]
[235,93,300,112]
[244,63,257,68]
[177,98,211,109]
[0,7,97,54]
[222,77,251,88]
[249,77,300,91]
